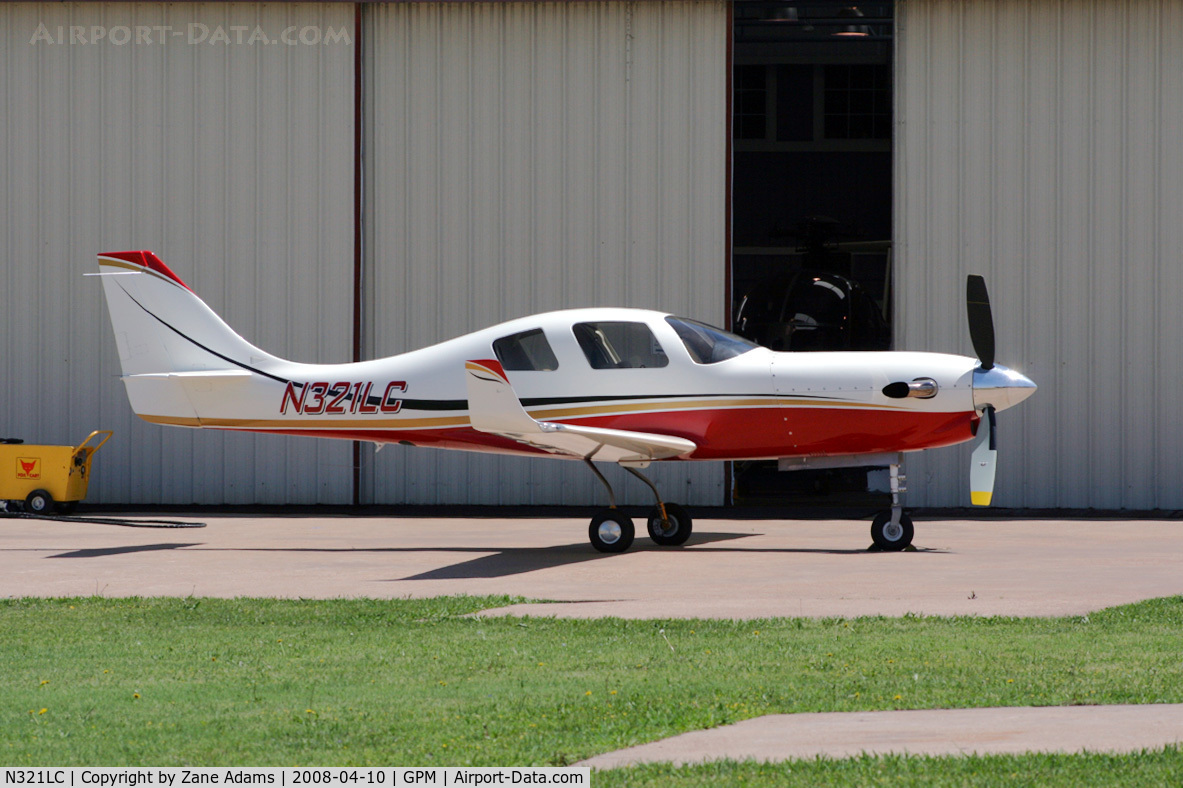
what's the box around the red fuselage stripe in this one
[224,406,977,460]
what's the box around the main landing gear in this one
[870,461,914,551]
[583,459,693,553]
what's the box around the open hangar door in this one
[730,1,895,506]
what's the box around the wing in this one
[464,359,696,466]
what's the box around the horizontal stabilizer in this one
[121,369,256,425]
[124,369,253,381]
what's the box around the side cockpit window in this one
[573,322,669,369]
[665,316,760,364]
[493,328,559,371]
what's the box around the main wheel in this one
[646,503,693,546]
[870,510,914,551]
[25,489,54,515]
[589,510,635,553]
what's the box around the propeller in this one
[965,275,1037,506]
[884,274,1034,505]
[966,275,997,505]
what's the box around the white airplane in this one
[94,250,1035,552]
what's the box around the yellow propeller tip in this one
[971,491,993,506]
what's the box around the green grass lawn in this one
[2,595,1181,779]
[595,750,1183,787]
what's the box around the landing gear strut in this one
[870,461,914,551]
[583,459,693,553]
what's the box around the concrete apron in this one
[3,516,1181,619]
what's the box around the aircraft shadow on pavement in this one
[393,533,943,581]
[49,542,203,559]
[395,532,750,580]
[34,534,944,580]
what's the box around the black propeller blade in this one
[966,275,995,370]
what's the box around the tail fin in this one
[96,251,282,424]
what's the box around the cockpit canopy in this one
[491,312,760,372]
[665,316,760,364]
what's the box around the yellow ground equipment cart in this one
[0,430,113,515]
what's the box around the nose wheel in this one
[870,509,914,551]
[870,460,914,551]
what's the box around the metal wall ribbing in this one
[0,3,356,504]
[896,0,1183,508]
[362,1,730,505]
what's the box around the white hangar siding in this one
[361,1,729,505]
[0,2,357,504]
[895,0,1183,508]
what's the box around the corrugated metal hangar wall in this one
[1,2,357,504]
[896,0,1183,508]
[362,1,728,505]
[4,0,1182,510]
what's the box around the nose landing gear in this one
[870,461,914,551]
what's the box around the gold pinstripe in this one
[527,397,773,420]
[528,396,905,419]
[139,414,471,429]
[137,395,907,431]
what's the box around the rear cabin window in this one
[573,322,669,369]
[493,328,559,371]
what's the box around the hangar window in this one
[666,317,760,364]
[573,322,669,369]
[493,328,559,371]
[735,64,770,139]
[823,64,891,140]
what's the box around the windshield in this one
[665,316,760,364]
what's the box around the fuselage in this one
[139,307,1022,462]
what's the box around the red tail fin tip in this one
[98,250,192,292]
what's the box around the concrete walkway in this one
[577,704,1183,768]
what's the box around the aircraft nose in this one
[972,364,1037,412]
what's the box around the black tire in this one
[25,489,54,515]
[55,501,78,516]
[646,503,693,546]
[589,509,635,553]
[870,510,914,551]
